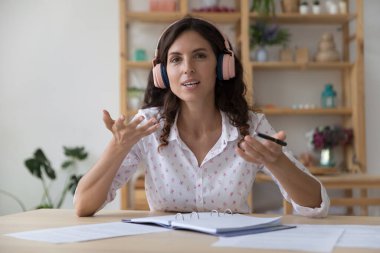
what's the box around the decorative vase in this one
[312,4,321,14]
[255,46,268,62]
[321,83,337,108]
[299,3,309,14]
[320,148,335,167]
[315,33,340,62]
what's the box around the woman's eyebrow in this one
[168,48,208,56]
[192,48,207,53]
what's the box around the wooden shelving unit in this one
[119,0,367,213]
[250,13,356,24]
[261,107,352,116]
[251,62,353,70]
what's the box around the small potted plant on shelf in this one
[128,87,145,110]
[192,0,235,12]
[299,1,309,15]
[307,125,353,167]
[312,0,321,14]
[249,22,290,61]
[250,0,276,16]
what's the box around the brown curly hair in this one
[142,17,251,150]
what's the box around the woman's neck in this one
[177,104,221,137]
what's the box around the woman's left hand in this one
[236,131,286,166]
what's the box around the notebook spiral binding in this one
[174,209,233,221]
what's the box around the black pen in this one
[255,132,287,146]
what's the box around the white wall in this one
[0,0,379,216]
[0,0,120,215]
[363,0,380,216]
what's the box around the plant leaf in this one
[24,158,42,179]
[34,149,49,164]
[31,149,56,179]
[68,175,83,195]
[61,160,74,169]
[42,163,56,179]
[64,146,88,160]
[36,203,53,209]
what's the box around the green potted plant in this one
[250,0,276,16]
[24,146,88,208]
[128,87,145,110]
[249,22,290,61]
[312,0,321,14]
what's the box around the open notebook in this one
[123,211,295,237]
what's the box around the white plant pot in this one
[255,47,268,62]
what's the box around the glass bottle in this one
[321,83,337,108]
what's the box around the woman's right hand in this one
[102,110,159,148]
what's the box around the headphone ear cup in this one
[225,53,235,79]
[153,63,165,89]
[160,64,170,88]
[218,53,235,80]
[216,54,224,81]
[153,63,170,89]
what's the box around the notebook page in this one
[127,214,178,227]
[170,213,281,234]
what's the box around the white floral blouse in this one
[103,107,330,217]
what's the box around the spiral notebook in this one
[122,210,295,237]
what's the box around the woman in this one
[74,17,329,217]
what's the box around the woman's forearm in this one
[265,154,322,208]
[74,139,132,217]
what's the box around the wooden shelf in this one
[190,12,241,23]
[251,61,353,70]
[126,11,241,24]
[308,166,340,175]
[127,108,351,117]
[250,13,356,25]
[256,172,380,189]
[260,107,352,115]
[126,12,183,23]
[126,61,151,69]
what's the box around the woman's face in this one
[166,30,217,105]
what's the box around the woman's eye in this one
[195,53,207,59]
[169,57,181,64]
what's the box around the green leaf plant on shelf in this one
[249,22,290,62]
[250,0,276,16]
[128,87,145,110]
[306,126,353,168]
[24,146,88,209]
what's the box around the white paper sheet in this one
[333,225,380,249]
[213,225,344,253]
[214,224,380,252]
[6,222,168,244]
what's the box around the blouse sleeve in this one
[251,113,330,218]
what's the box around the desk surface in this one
[1,209,380,253]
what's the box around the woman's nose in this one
[183,59,195,74]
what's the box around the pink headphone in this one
[152,17,236,89]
